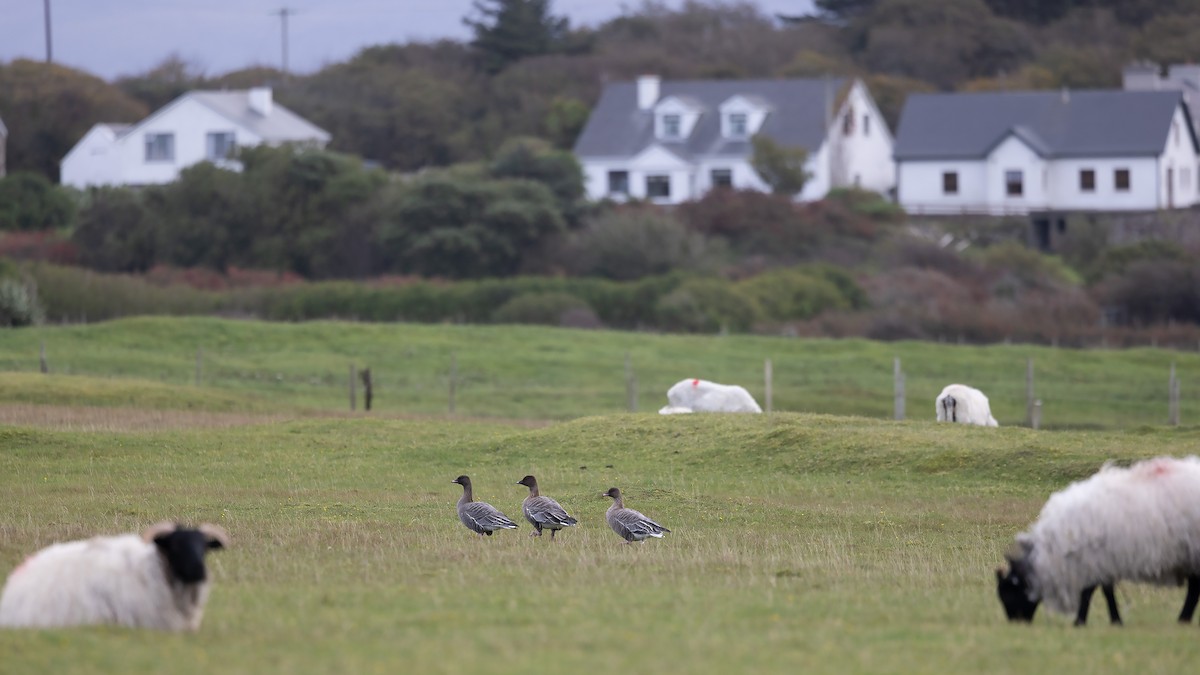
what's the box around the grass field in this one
[2,411,1200,674]
[1,317,1199,428]
[3,319,1200,673]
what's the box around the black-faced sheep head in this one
[996,544,1039,622]
[143,522,230,585]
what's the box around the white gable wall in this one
[831,81,894,194]
[984,136,1049,214]
[61,126,124,188]
[1159,105,1199,208]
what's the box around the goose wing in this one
[460,501,518,532]
[610,507,670,539]
[524,496,578,527]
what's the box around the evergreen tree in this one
[464,0,569,74]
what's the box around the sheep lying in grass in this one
[996,456,1200,626]
[935,384,998,427]
[659,378,763,414]
[0,522,229,631]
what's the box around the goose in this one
[516,475,578,540]
[602,487,670,543]
[452,475,518,537]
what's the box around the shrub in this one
[0,171,77,231]
[736,268,856,322]
[492,291,597,326]
[655,278,762,333]
[0,278,45,327]
[561,207,717,280]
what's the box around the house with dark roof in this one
[893,89,1199,215]
[573,75,894,204]
[61,87,330,188]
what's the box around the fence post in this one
[39,341,48,374]
[765,358,773,414]
[360,367,373,412]
[195,347,203,386]
[449,353,457,415]
[1169,362,1180,427]
[1025,358,1034,427]
[893,357,905,421]
[624,352,637,412]
[1032,399,1042,431]
[349,363,356,411]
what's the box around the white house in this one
[61,87,330,189]
[573,76,894,204]
[893,89,1200,215]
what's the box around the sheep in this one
[935,383,998,427]
[659,378,762,415]
[0,521,229,631]
[996,456,1200,626]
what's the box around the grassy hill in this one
[1,413,1199,674]
[1,317,1198,428]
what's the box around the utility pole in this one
[44,0,53,63]
[270,7,296,80]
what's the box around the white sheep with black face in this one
[997,456,1200,627]
[935,384,998,427]
[659,378,762,414]
[0,522,229,631]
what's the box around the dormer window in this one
[663,114,682,139]
[729,113,748,137]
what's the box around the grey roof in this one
[189,90,330,143]
[894,90,1194,160]
[574,77,847,159]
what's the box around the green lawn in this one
[2,413,1200,674]
[0,317,1198,428]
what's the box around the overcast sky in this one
[1,1,814,81]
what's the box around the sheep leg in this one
[1101,584,1122,626]
[1178,575,1200,624]
[1074,585,1097,626]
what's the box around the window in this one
[842,106,855,136]
[728,113,748,137]
[662,114,681,139]
[942,171,958,195]
[1079,169,1095,192]
[144,133,174,162]
[607,170,629,195]
[710,168,732,188]
[206,131,236,161]
[646,175,670,199]
[863,115,870,137]
[1005,170,1023,197]
[1115,168,1131,191]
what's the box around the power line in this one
[270,7,297,80]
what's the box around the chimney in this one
[248,87,273,116]
[637,75,660,110]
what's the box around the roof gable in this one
[894,90,1187,160]
[575,77,848,160]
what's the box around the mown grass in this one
[2,413,1200,674]
[1,317,1199,428]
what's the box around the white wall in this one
[983,136,1048,213]
[898,160,988,213]
[831,81,895,194]
[1047,157,1160,211]
[113,99,261,186]
[61,126,123,189]
[582,145,694,204]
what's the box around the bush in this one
[655,278,762,333]
[0,278,45,327]
[561,207,717,280]
[492,291,598,326]
[0,171,77,231]
[736,268,856,321]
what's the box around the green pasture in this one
[1,317,1198,428]
[2,413,1200,674]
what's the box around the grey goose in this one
[602,487,670,543]
[516,475,578,540]
[452,475,518,536]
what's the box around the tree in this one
[0,172,76,231]
[488,136,583,215]
[750,135,811,197]
[464,0,570,73]
[115,55,207,111]
[72,188,158,273]
[0,60,147,180]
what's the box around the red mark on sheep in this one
[692,379,700,386]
